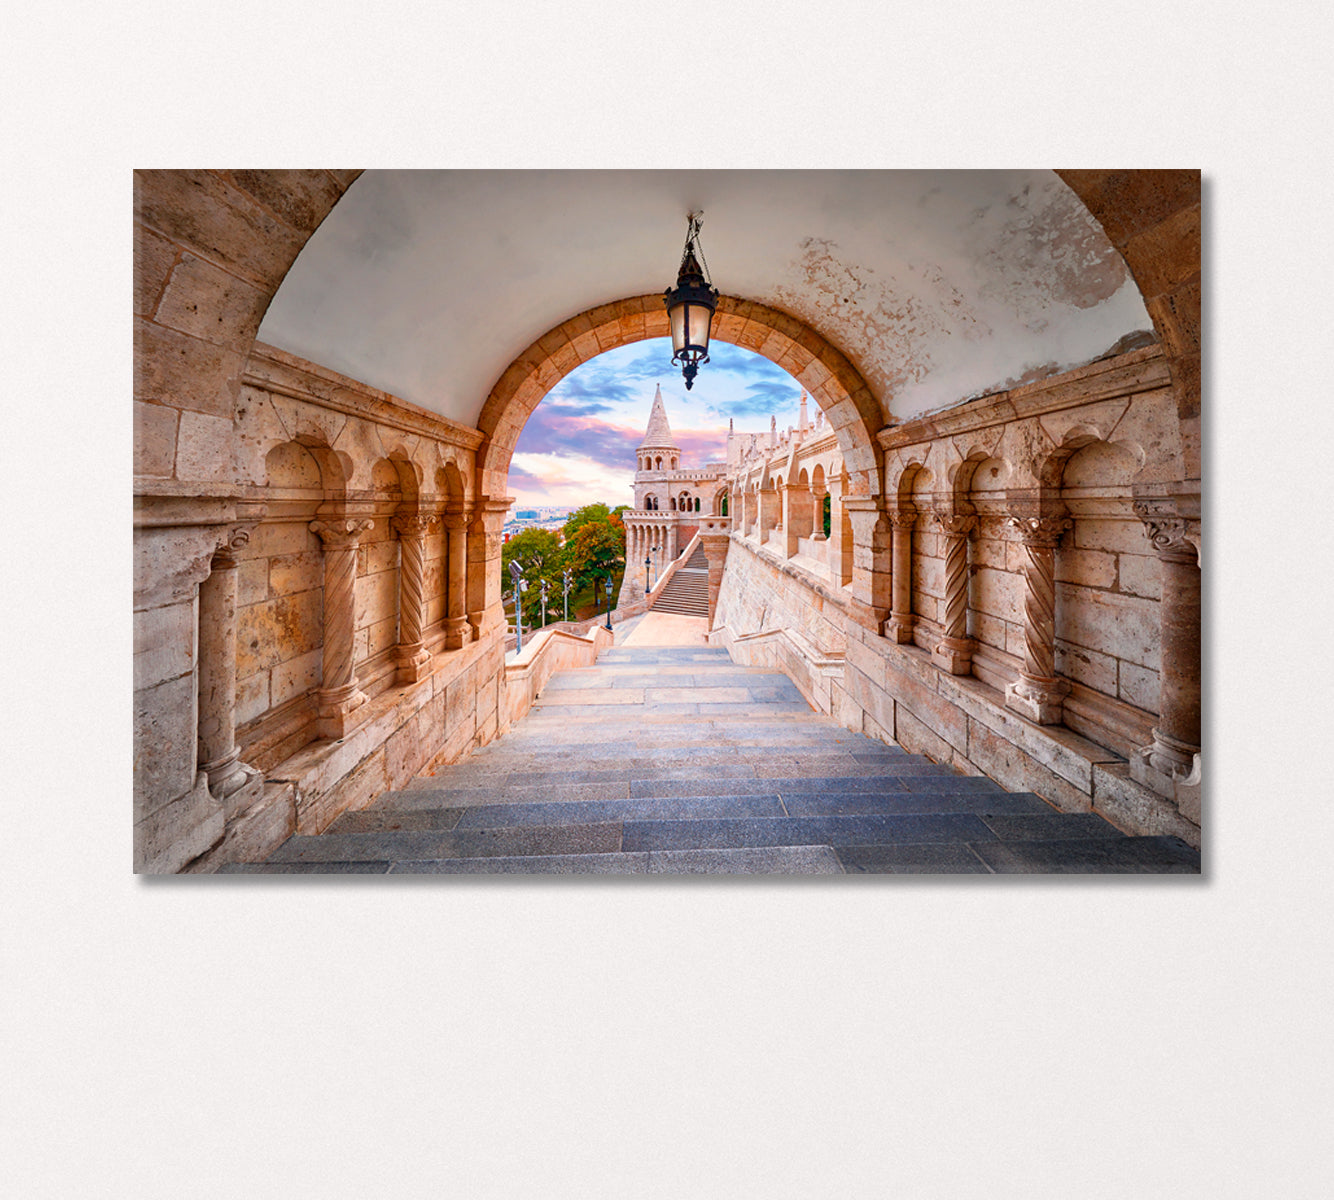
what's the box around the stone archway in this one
[135,170,1199,494]
[473,294,886,501]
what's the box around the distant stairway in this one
[652,544,709,616]
[224,644,1202,876]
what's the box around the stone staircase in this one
[651,544,709,616]
[222,644,1201,875]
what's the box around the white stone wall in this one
[712,344,1197,845]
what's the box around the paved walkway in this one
[227,615,1201,874]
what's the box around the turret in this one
[637,383,681,472]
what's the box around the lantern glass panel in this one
[686,303,712,354]
[669,303,688,353]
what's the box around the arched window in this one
[695,497,701,512]
[721,494,728,516]
[655,456,662,470]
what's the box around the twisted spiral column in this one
[1004,513,1072,724]
[310,517,373,738]
[931,511,976,674]
[392,512,438,683]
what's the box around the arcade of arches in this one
[133,170,1201,872]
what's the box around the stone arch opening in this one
[474,295,885,502]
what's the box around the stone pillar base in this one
[199,747,254,800]
[1005,674,1069,725]
[395,644,433,685]
[217,769,266,823]
[200,749,264,820]
[1131,734,1202,825]
[931,635,974,675]
[885,612,916,644]
[444,616,471,650]
[316,684,369,740]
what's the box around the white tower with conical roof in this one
[636,383,680,473]
[623,383,729,605]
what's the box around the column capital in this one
[1007,513,1071,548]
[309,518,374,548]
[212,520,262,568]
[887,506,918,531]
[932,510,977,538]
[391,511,440,540]
[1133,501,1201,565]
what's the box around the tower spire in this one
[638,383,679,452]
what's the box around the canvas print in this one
[133,170,1201,875]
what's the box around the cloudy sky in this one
[508,337,807,510]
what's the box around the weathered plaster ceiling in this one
[258,170,1153,428]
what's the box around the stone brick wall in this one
[711,344,1198,846]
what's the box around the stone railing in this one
[502,623,614,731]
[707,623,845,715]
[645,529,703,608]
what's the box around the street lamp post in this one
[508,559,526,653]
[540,578,549,628]
[562,569,572,622]
[644,553,651,594]
[604,573,614,632]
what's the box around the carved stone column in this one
[699,532,731,630]
[842,495,892,634]
[931,508,977,675]
[309,517,374,739]
[468,497,512,639]
[758,486,779,543]
[1131,502,1202,819]
[443,510,470,649]
[196,525,262,805]
[885,507,918,644]
[781,483,798,557]
[1004,513,1073,724]
[391,511,438,683]
[811,486,828,541]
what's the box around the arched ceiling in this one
[258,170,1154,429]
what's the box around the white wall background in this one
[6,4,1332,1199]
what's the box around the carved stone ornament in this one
[212,521,260,568]
[309,517,374,547]
[932,511,977,538]
[1007,514,1072,547]
[1132,502,1201,564]
[391,512,440,540]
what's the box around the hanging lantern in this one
[664,212,718,390]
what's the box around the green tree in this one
[562,503,614,542]
[502,528,565,626]
[566,520,623,587]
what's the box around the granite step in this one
[230,641,1200,876]
[386,845,844,875]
